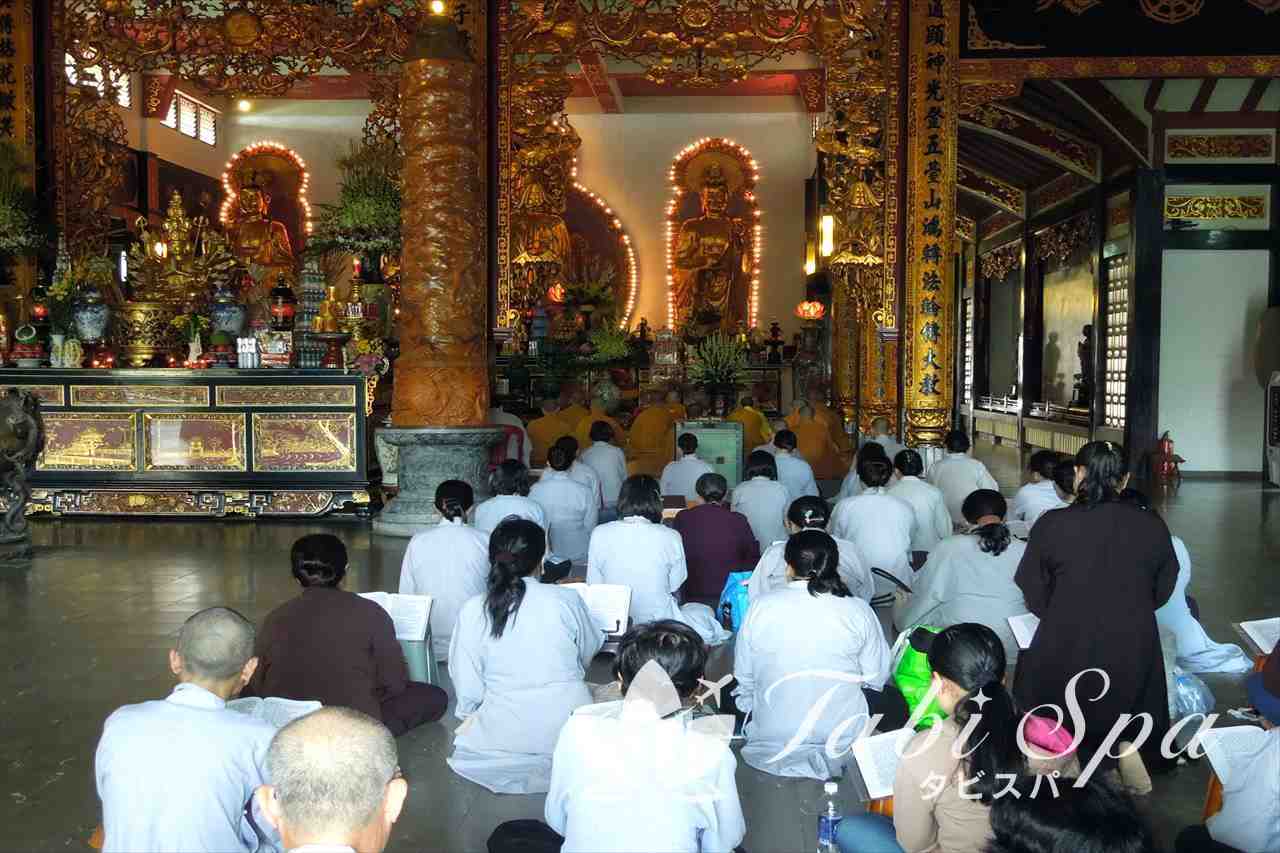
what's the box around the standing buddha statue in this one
[671,163,752,333]
[224,170,296,321]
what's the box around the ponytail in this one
[785,529,852,598]
[928,623,1024,805]
[484,518,546,638]
[1075,440,1128,508]
[961,489,1011,556]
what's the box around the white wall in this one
[226,100,372,205]
[118,75,231,178]
[570,111,816,335]
[1159,250,1270,472]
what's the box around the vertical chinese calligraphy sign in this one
[903,0,959,446]
[8,0,34,299]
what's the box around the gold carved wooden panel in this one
[216,385,357,408]
[71,384,210,407]
[5,385,65,406]
[144,413,247,472]
[252,413,357,472]
[39,413,137,471]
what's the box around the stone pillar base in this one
[372,426,506,537]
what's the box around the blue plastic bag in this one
[716,570,753,632]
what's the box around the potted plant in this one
[307,140,403,279]
[0,141,44,272]
[687,332,748,416]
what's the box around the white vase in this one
[49,334,65,368]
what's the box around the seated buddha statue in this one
[672,164,751,333]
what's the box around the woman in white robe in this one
[887,449,953,554]
[1157,536,1252,673]
[448,518,604,794]
[529,443,599,562]
[730,451,792,553]
[473,460,547,535]
[546,620,745,853]
[830,454,915,605]
[894,489,1029,666]
[398,480,490,662]
[1009,450,1068,527]
[747,496,873,603]
[587,475,728,645]
[735,530,893,780]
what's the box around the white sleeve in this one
[585,529,604,585]
[803,468,820,498]
[933,496,952,542]
[732,607,758,713]
[700,750,747,853]
[447,602,486,719]
[660,466,673,496]
[829,503,849,541]
[856,604,892,691]
[745,549,771,602]
[978,463,999,491]
[398,541,418,596]
[668,533,689,594]
[543,722,577,836]
[583,489,600,532]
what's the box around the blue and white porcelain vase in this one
[71,286,111,345]
[209,282,247,336]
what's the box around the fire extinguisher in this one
[1156,430,1175,483]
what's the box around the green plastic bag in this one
[891,625,948,730]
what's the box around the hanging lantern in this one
[795,300,826,321]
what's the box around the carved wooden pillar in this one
[831,276,857,421]
[10,0,36,302]
[392,17,488,428]
[902,0,959,446]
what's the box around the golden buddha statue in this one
[672,163,752,332]
[225,170,294,269]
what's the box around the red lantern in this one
[794,300,826,321]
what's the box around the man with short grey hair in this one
[95,606,277,852]
[257,707,407,853]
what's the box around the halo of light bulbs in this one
[569,158,638,331]
[219,141,313,239]
[665,137,762,330]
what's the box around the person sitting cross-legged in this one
[474,460,547,536]
[673,472,760,608]
[95,606,277,853]
[247,535,448,737]
[660,432,714,503]
[487,620,746,853]
[773,429,820,500]
[256,707,408,853]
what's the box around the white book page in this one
[563,583,631,636]
[360,592,432,641]
[1198,726,1269,787]
[1240,617,1280,656]
[1007,613,1041,650]
[227,697,322,728]
[852,729,911,800]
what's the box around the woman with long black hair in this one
[895,489,1029,666]
[1013,441,1178,773]
[447,518,603,794]
[734,530,895,779]
[835,623,1078,853]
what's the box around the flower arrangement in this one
[170,312,210,343]
[347,336,389,378]
[50,256,114,334]
[586,324,631,364]
[686,332,748,390]
[0,141,44,256]
[307,140,403,259]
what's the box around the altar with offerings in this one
[7,367,371,518]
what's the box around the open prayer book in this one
[227,697,320,728]
[561,583,631,636]
[1008,613,1041,650]
[851,728,915,800]
[1239,617,1280,656]
[359,592,433,641]
[1199,725,1270,787]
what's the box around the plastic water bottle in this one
[816,781,842,852]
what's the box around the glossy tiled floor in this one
[2,440,1276,851]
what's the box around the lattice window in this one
[962,296,974,405]
[1104,254,1130,429]
[161,91,218,146]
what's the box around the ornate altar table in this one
[0,369,371,518]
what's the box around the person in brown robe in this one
[246,534,447,736]
[1012,441,1178,772]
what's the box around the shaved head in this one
[266,707,398,839]
[176,607,255,681]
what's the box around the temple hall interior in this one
[4,1,1280,852]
